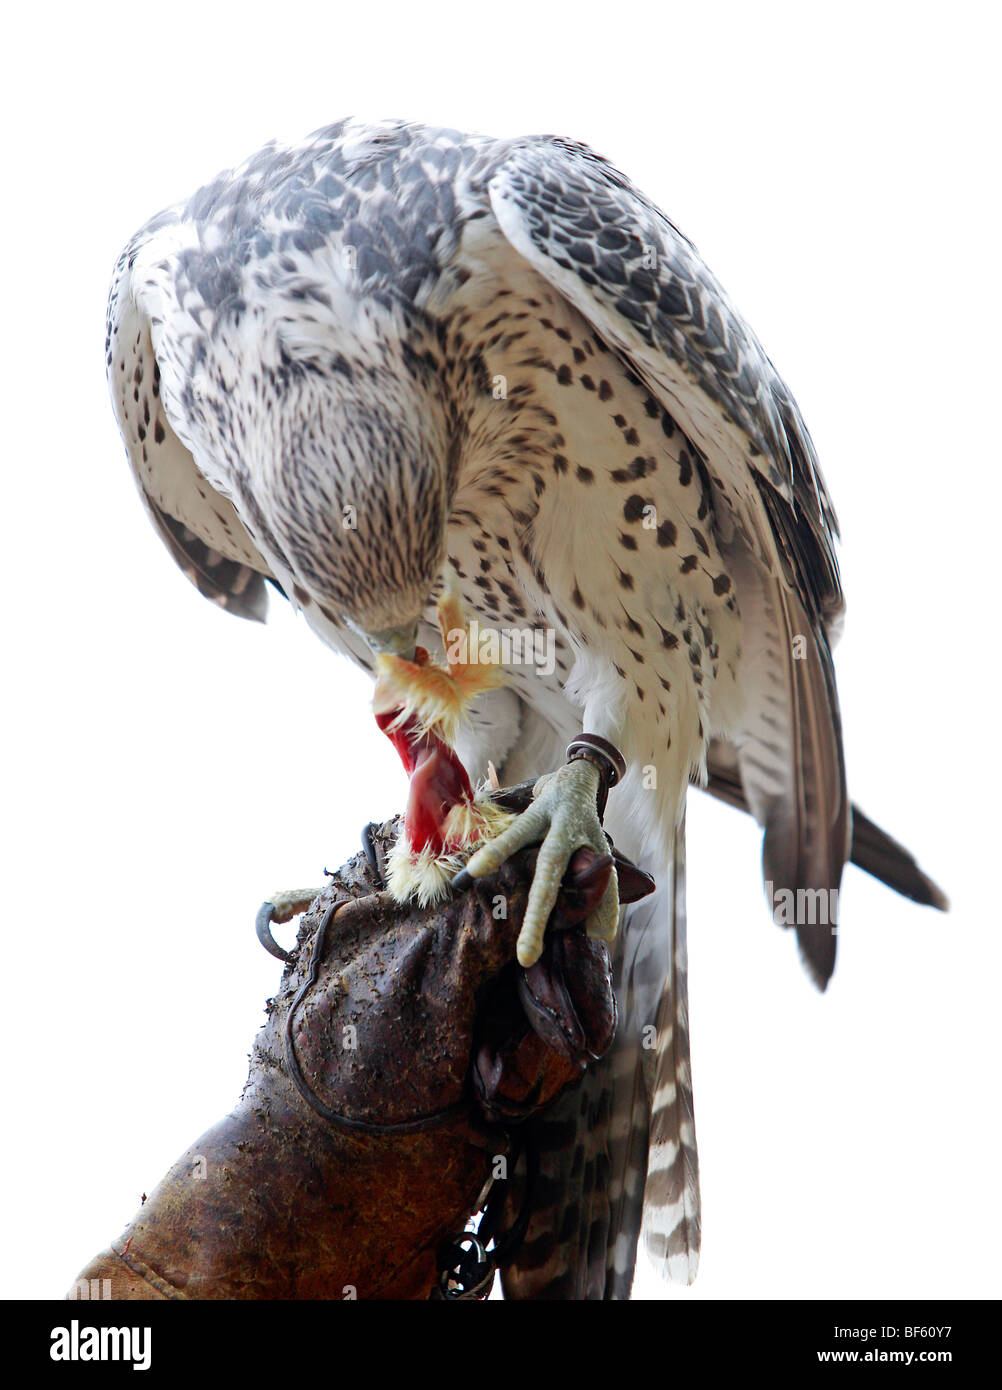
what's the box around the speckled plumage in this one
[107,119,853,1298]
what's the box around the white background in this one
[2,1,998,1301]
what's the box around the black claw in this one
[361,822,384,887]
[451,868,475,893]
[255,902,292,962]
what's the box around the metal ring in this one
[454,1234,487,1264]
[436,1234,491,1299]
[565,734,627,787]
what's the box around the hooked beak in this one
[358,617,421,662]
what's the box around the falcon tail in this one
[499,818,697,1298]
[843,805,949,911]
[704,745,949,912]
[638,816,700,1284]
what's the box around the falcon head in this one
[263,296,499,892]
[305,400,452,647]
[268,294,458,647]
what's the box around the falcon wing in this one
[489,136,842,621]
[488,136,851,1297]
[106,237,274,622]
[489,136,850,986]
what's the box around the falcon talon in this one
[462,757,624,970]
[361,822,384,885]
[255,886,326,962]
[255,902,291,963]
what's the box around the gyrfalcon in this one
[105,118,946,1299]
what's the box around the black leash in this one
[432,1130,538,1300]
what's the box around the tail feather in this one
[848,805,949,910]
[499,821,697,1298]
[704,742,948,911]
[640,813,700,1283]
[601,1050,651,1298]
[739,581,850,988]
[498,1057,623,1298]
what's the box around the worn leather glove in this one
[69,784,650,1301]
